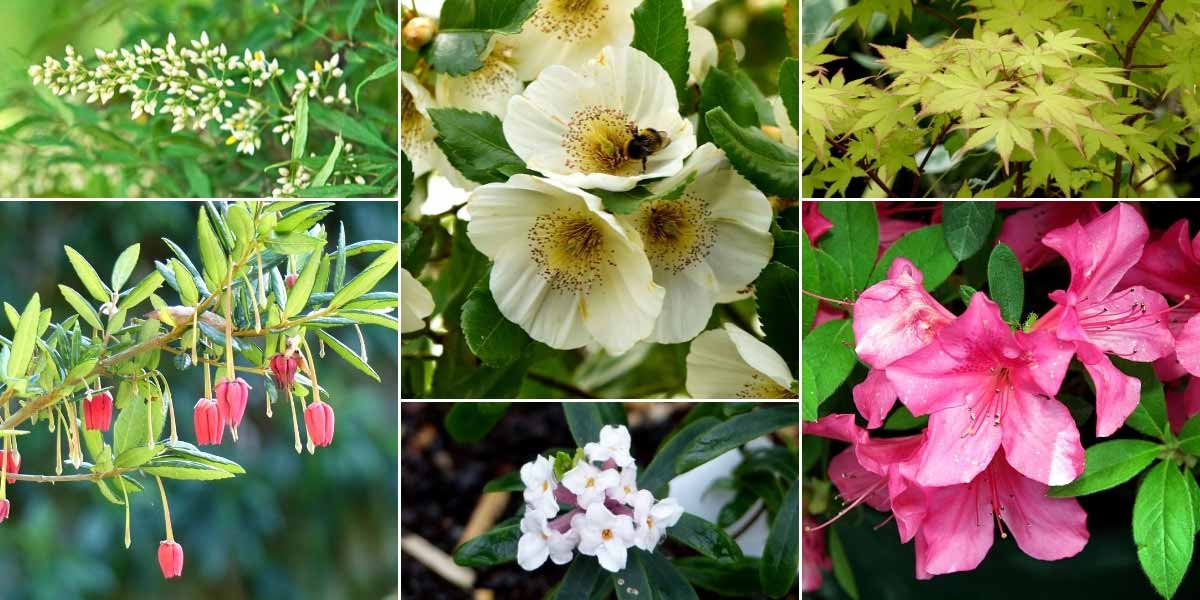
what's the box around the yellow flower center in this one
[528,208,613,294]
[633,195,717,275]
[562,106,640,176]
[601,528,613,541]
[532,0,609,42]
[738,373,797,399]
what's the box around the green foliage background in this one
[0,0,398,197]
[0,202,398,599]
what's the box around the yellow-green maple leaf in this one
[922,63,1012,120]
[1017,81,1102,150]
[967,0,1070,39]
[1038,29,1099,58]
[803,39,840,76]
[954,110,1040,172]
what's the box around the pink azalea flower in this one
[1035,203,1175,436]
[886,294,1081,487]
[851,258,955,428]
[997,202,1100,271]
[877,214,924,257]
[1123,219,1200,302]
[914,449,1088,579]
[803,202,833,243]
[1166,377,1200,434]
[802,514,832,591]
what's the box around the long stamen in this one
[801,289,855,306]
[805,479,887,533]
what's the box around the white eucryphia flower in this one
[584,424,634,468]
[607,464,639,505]
[401,72,450,178]
[435,38,524,117]
[769,96,799,150]
[517,511,579,570]
[466,175,664,355]
[619,144,773,343]
[561,461,620,507]
[686,323,797,399]
[521,455,561,519]
[631,489,684,551]
[682,0,719,85]
[504,46,696,192]
[400,268,435,333]
[572,503,637,572]
[501,0,639,82]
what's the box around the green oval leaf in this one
[705,107,799,198]
[1133,460,1196,599]
[329,244,397,309]
[668,512,744,562]
[942,201,995,261]
[118,271,166,311]
[632,0,690,103]
[58,285,103,331]
[760,479,799,597]
[802,320,855,419]
[8,294,41,379]
[429,108,529,185]
[676,405,799,473]
[638,416,722,494]
[453,523,520,567]
[461,275,533,367]
[1049,439,1162,497]
[818,201,879,292]
[142,459,235,481]
[111,243,141,291]
[869,224,957,290]
[64,245,112,303]
[987,242,1024,323]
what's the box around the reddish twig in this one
[910,121,954,197]
[1112,0,1166,196]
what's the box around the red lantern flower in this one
[84,391,114,432]
[193,398,223,446]
[158,540,184,579]
[214,377,251,431]
[0,499,10,524]
[269,354,299,389]
[1,450,20,484]
[303,400,335,447]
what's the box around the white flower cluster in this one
[517,425,683,573]
[28,32,345,157]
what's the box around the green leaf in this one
[635,548,699,600]
[8,294,40,379]
[779,58,799,131]
[346,0,369,38]
[142,459,235,481]
[114,445,158,469]
[329,244,397,309]
[828,526,860,600]
[428,108,528,185]
[439,0,538,33]
[58,285,103,331]
[461,275,533,367]
[555,556,607,599]
[1179,414,1200,455]
[64,245,112,302]
[771,223,799,272]
[674,557,763,597]
[677,405,799,473]
[760,479,800,597]
[1118,358,1169,441]
[284,246,321,318]
[755,261,799,376]
[354,58,398,108]
[170,259,199,306]
[196,207,228,292]
[563,402,629,447]
[111,243,140,291]
[869,224,958,290]
[401,152,414,210]
[614,550,654,600]
[444,402,511,443]
[482,471,523,493]
[705,108,799,198]
[638,416,722,494]
[119,271,165,311]
[698,67,760,145]
[668,512,744,562]
[293,184,385,198]
[818,202,879,291]
[314,330,381,382]
[632,0,691,104]
[801,319,855,416]
[453,524,520,566]
[1133,460,1196,599]
[112,392,164,457]
[311,136,344,188]
[161,441,245,474]
[291,94,309,164]
[310,104,393,154]
[276,203,335,234]
[987,242,1024,322]
[942,201,996,261]
[1048,439,1162,497]
[426,31,491,76]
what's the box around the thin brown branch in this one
[825,135,897,197]
[1113,0,1166,196]
[1128,63,1167,69]
[1134,162,1174,191]
[910,121,955,197]
[526,372,598,399]
[914,2,960,32]
[1015,162,1026,196]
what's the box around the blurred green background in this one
[0,0,398,197]
[0,202,398,599]
[694,0,796,97]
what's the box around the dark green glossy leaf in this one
[453,523,520,567]
[640,416,722,495]
[756,261,799,375]
[818,201,879,292]
[675,556,763,597]
[635,547,698,600]
[555,556,606,599]
[668,512,744,562]
[760,479,799,597]
[461,276,532,367]
[563,402,629,447]
[942,201,995,260]
[987,242,1024,323]
[1118,358,1169,441]
[677,405,798,473]
[705,108,798,198]
[444,402,511,443]
[428,108,529,185]
[631,0,691,103]
[869,224,957,290]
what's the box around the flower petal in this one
[1000,389,1084,486]
[852,368,899,429]
[1041,203,1148,300]
[993,453,1089,561]
[1081,351,1141,437]
[914,483,993,577]
[913,404,1002,486]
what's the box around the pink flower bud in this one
[84,391,114,432]
[284,273,299,288]
[269,354,299,389]
[0,499,10,523]
[194,398,223,445]
[215,377,251,430]
[158,540,184,578]
[2,450,19,484]
[303,400,335,447]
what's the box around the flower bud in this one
[2,450,20,484]
[402,17,437,51]
[0,498,9,523]
[215,377,251,431]
[84,391,114,432]
[158,540,184,578]
[193,398,224,445]
[284,273,299,288]
[270,354,299,389]
[303,400,335,447]
[761,125,782,142]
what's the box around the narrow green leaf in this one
[119,271,166,310]
[1118,358,1170,441]
[1133,461,1195,599]
[760,480,800,597]
[64,245,112,302]
[1178,414,1200,455]
[869,224,958,290]
[58,285,103,331]
[638,416,721,494]
[631,0,691,103]
[705,107,799,198]
[311,136,345,188]
[329,244,397,309]
[315,329,381,382]
[162,440,245,474]
[143,459,235,481]
[779,58,799,131]
[674,557,763,597]
[196,207,228,291]
[614,549,654,600]
[310,104,393,153]
[355,59,398,109]
[563,403,629,447]
[291,94,309,164]
[111,243,140,291]
[667,512,744,562]
[8,294,40,379]
[677,405,799,473]
[346,0,369,38]
[284,247,322,318]
[453,524,520,567]
[1048,439,1162,497]
[635,548,699,600]
[942,201,995,261]
[170,259,199,306]
[987,242,1024,322]
[114,445,158,469]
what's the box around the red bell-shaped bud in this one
[0,498,9,523]
[193,398,224,446]
[284,273,299,289]
[158,540,184,578]
[270,354,299,390]
[215,377,251,431]
[303,400,335,447]
[84,391,114,432]
[2,450,20,485]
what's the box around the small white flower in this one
[607,464,639,505]
[573,503,636,573]
[686,323,797,399]
[521,455,561,519]
[584,424,633,468]
[631,489,683,551]
[562,461,620,508]
[517,511,579,570]
[400,268,435,333]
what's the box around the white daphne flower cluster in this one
[517,425,683,573]
[28,32,345,157]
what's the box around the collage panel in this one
[400,401,800,598]
[0,201,399,598]
[801,201,1200,599]
[2,0,398,198]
